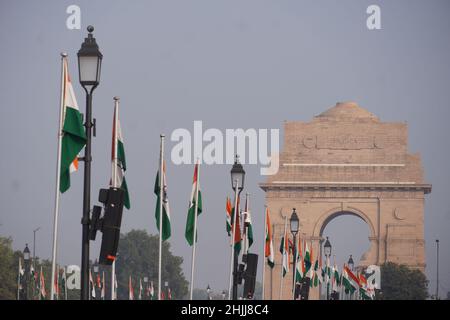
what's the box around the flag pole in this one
[64,267,68,300]
[50,53,67,300]
[111,260,116,300]
[17,259,21,300]
[158,134,165,300]
[189,160,200,300]
[228,179,239,300]
[112,97,119,189]
[110,97,120,301]
[242,193,248,255]
[262,206,267,300]
[279,216,287,300]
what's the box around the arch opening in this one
[318,212,372,299]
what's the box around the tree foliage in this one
[377,262,428,300]
[0,237,17,299]
[116,229,188,300]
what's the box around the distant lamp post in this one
[77,25,103,300]
[230,155,245,193]
[323,237,332,300]
[230,155,245,300]
[289,208,299,299]
[436,239,439,300]
[23,244,31,300]
[348,255,354,271]
[207,284,211,300]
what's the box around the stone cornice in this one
[259,182,432,194]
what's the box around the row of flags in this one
[262,211,375,300]
[127,276,171,300]
[88,270,106,299]
[17,258,65,300]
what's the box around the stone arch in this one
[312,206,376,239]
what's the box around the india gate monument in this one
[260,102,432,300]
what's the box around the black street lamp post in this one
[323,237,332,300]
[230,155,245,300]
[23,244,30,300]
[207,284,211,300]
[348,255,354,271]
[77,25,102,300]
[289,208,299,299]
[347,255,354,300]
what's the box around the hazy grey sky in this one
[1,0,449,297]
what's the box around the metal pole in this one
[233,239,239,299]
[232,190,243,300]
[292,233,297,300]
[17,259,20,300]
[50,53,66,300]
[228,179,239,300]
[326,256,330,300]
[189,161,200,300]
[436,239,439,299]
[279,216,287,300]
[111,260,115,300]
[110,97,119,301]
[81,88,93,300]
[158,135,165,300]
[243,193,249,255]
[262,206,267,300]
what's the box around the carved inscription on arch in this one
[302,135,383,150]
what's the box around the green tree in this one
[116,229,188,300]
[0,237,18,299]
[377,262,428,300]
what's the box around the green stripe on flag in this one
[60,107,86,193]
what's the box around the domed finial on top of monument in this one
[315,101,379,121]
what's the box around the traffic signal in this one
[242,253,258,299]
[89,187,125,265]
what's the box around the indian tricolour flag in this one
[40,266,46,299]
[279,224,290,277]
[295,237,304,283]
[185,162,202,246]
[128,276,134,300]
[342,265,357,295]
[149,281,155,300]
[154,162,171,241]
[111,101,130,209]
[242,195,254,252]
[304,241,311,277]
[226,197,232,236]
[264,207,275,268]
[59,58,86,193]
